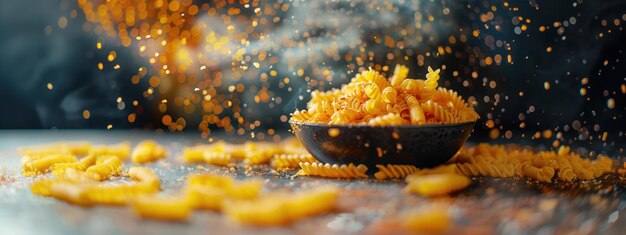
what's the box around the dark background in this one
[0,0,623,153]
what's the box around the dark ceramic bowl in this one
[290,121,475,172]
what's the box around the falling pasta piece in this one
[374,164,419,180]
[85,156,122,181]
[297,162,368,179]
[131,195,192,221]
[22,154,77,176]
[405,174,470,197]
[403,206,451,234]
[131,140,167,163]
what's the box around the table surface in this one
[0,130,624,235]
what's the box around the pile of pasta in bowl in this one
[291,65,480,126]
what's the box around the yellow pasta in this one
[88,142,131,160]
[243,150,274,165]
[183,174,262,211]
[128,166,160,190]
[569,157,594,180]
[182,145,211,163]
[297,162,368,179]
[203,152,233,166]
[420,100,459,124]
[410,164,459,176]
[556,156,575,181]
[223,186,338,225]
[83,184,154,206]
[271,154,318,169]
[437,144,614,183]
[52,154,97,176]
[521,162,555,182]
[31,168,95,197]
[48,182,92,207]
[131,195,192,221]
[131,140,167,163]
[405,174,470,197]
[186,173,263,200]
[390,64,409,87]
[185,185,226,210]
[187,174,232,188]
[22,154,77,176]
[85,156,122,181]
[404,94,426,124]
[290,66,479,125]
[403,207,450,234]
[374,164,418,180]
[84,170,161,205]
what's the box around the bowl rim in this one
[289,120,476,128]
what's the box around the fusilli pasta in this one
[297,162,368,179]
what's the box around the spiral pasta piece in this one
[556,156,575,181]
[420,101,458,124]
[374,164,418,180]
[271,154,318,169]
[52,154,97,176]
[22,154,77,176]
[521,162,555,182]
[569,157,594,180]
[85,156,122,181]
[403,94,426,124]
[390,64,409,87]
[424,66,440,91]
[297,162,368,179]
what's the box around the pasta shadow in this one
[290,122,475,172]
